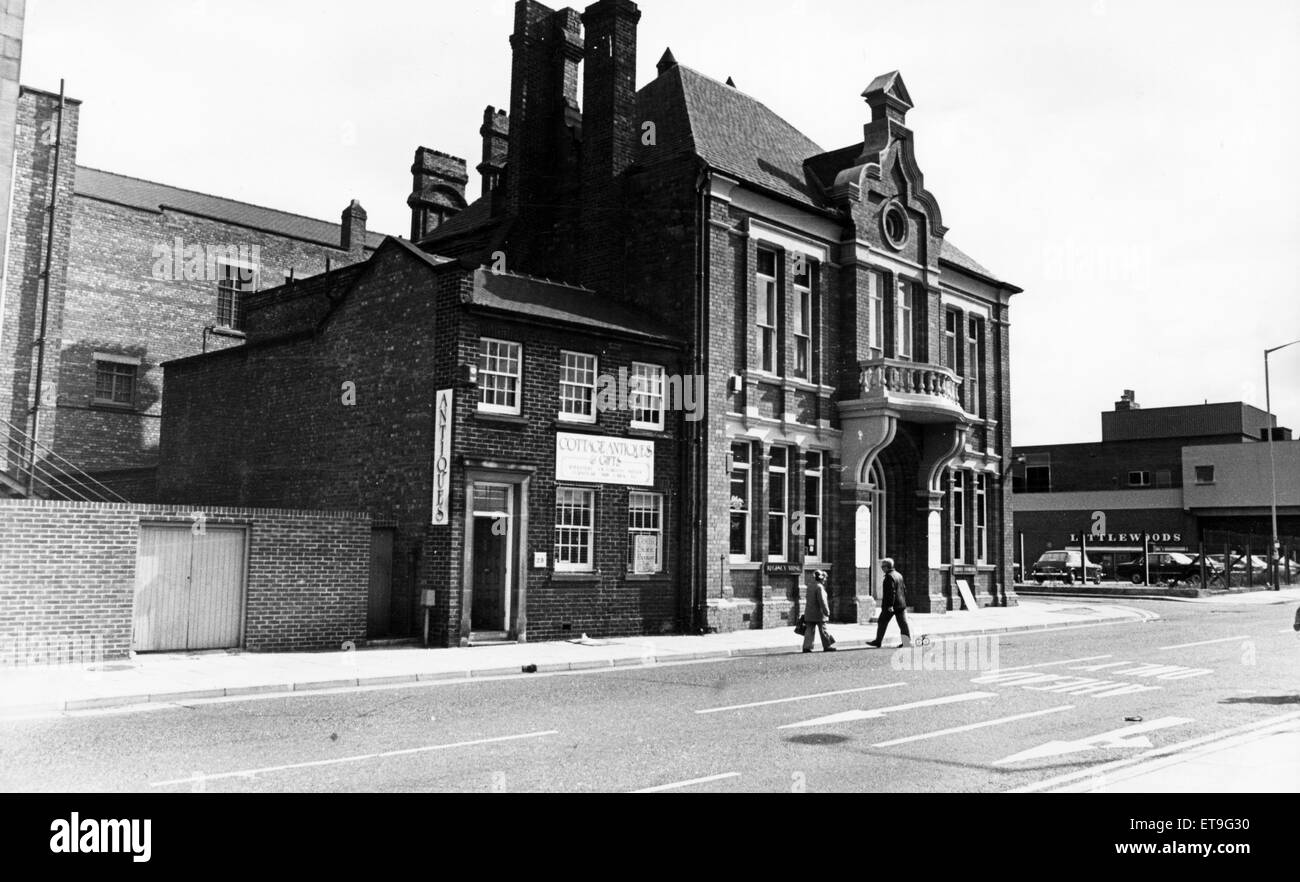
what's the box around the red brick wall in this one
[0,499,370,661]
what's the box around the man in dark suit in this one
[866,557,912,648]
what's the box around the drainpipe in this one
[27,79,65,496]
[691,163,711,633]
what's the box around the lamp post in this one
[1265,339,1300,590]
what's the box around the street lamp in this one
[1265,339,1300,590]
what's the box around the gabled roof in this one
[74,166,388,251]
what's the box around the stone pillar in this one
[837,483,878,624]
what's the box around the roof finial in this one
[657,47,678,76]
[726,76,736,88]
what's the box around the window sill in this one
[90,400,136,412]
[556,415,598,428]
[475,411,529,428]
[211,326,246,339]
[550,572,600,583]
[627,426,669,439]
[625,573,671,582]
[630,423,665,434]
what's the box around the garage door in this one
[133,525,247,652]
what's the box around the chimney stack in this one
[1114,389,1140,412]
[341,200,367,254]
[579,0,641,292]
[478,106,510,197]
[407,148,468,241]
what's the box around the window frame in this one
[869,272,885,359]
[214,260,257,331]
[729,442,752,562]
[477,337,523,416]
[1128,470,1152,488]
[93,358,138,408]
[558,350,598,424]
[755,249,779,375]
[966,315,982,417]
[975,473,988,564]
[951,469,966,564]
[767,446,790,563]
[554,485,595,574]
[1194,465,1215,485]
[896,279,914,361]
[792,261,812,380]
[803,450,823,562]
[627,491,665,575]
[629,362,666,431]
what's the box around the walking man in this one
[801,570,837,653]
[866,558,912,648]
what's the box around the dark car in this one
[1030,550,1102,585]
[1116,551,1199,585]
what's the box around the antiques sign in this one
[555,433,654,486]
[431,389,453,525]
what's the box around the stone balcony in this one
[850,357,969,424]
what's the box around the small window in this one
[730,442,752,561]
[94,360,137,407]
[1155,469,1172,488]
[895,280,914,360]
[554,487,594,573]
[627,492,664,574]
[1195,466,1215,484]
[793,260,813,380]
[1024,465,1051,494]
[477,338,522,415]
[559,351,597,423]
[882,203,908,249]
[215,261,257,330]
[1128,471,1152,487]
[630,363,665,431]
[869,272,885,359]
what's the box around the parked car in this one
[1115,551,1199,585]
[1186,553,1226,575]
[1030,550,1102,585]
[1209,554,1270,575]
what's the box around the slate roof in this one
[74,166,388,251]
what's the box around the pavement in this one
[0,597,1152,716]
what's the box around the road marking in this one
[1009,711,1300,793]
[779,691,996,730]
[993,718,1192,766]
[872,706,1075,748]
[149,730,559,787]
[1158,636,1250,651]
[994,655,1112,673]
[696,682,906,715]
[631,772,740,793]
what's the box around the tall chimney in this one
[1114,389,1139,412]
[478,106,510,197]
[407,148,468,241]
[579,0,641,292]
[341,200,367,254]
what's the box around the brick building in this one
[160,0,1025,644]
[159,239,686,644]
[1012,390,1300,576]
[0,83,384,501]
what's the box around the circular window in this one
[882,203,908,250]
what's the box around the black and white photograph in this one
[0,0,1297,861]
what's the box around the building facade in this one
[1012,391,1299,575]
[0,84,385,500]
[158,0,1025,645]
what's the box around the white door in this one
[133,525,246,652]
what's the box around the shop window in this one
[478,338,522,415]
[1128,471,1152,487]
[756,248,778,374]
[975,473,988,563]
[94,357,137,407]
[951,470,966,563]
[559,351,597,423]
[768,446,789,562]
[630,362,665,431]
[803,450,823,560]
[554,487,594,573]
[1195,465,1215,485]
[730,442,752,561]
[627,492,664,574]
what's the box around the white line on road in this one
[696,682,906,715]
[149,730,560,787]
[1008,711,1300,793]
[779,691,997,730]
[993,655,1113,673]
[871,706,1076,748]
[1158,636,1251,651]
[631,772,741,793]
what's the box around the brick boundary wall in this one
[0,499,370,663]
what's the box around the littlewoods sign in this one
[555,432,654,486]
[1069,533,1183,544]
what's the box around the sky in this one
[21,0,1300,445]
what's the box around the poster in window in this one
[633,534,658,575]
